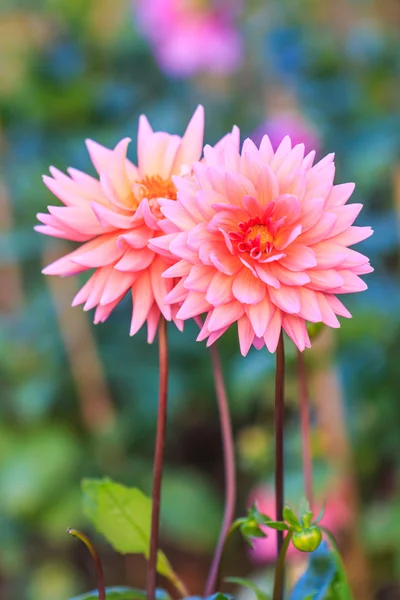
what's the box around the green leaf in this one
[283,505,300,529]
[82,479,174,585]
[264,521,290,531]
[226,577,271,600]
[69,587,171,600]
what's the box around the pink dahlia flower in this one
[135,0,243,78]
[151,134,373,355]
[248,483,352,564]
[36,106,205,341]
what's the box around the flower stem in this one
[297,350,314,508]
[204,342,236,597]
[67,528,105,600]
[274,331,285,596]
[147,317,169,600]
[272,530,293,600]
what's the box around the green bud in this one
[292,526,322,552]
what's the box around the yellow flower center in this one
[245,224,274,252]
[140,175,177,201]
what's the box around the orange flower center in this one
[140,175,177,201]
[245,224,274,252]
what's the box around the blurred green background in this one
[0,0,400,599]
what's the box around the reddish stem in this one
[147,317,168,600]
[297,350,314,508]
[67,529,105,600]
[274,332,285,599]
[204,342,236,597]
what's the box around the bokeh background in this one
[1,0,400,599]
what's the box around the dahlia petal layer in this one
[155,133,373,355]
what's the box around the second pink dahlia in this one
[36,106,205,341]
[151,135,373,355]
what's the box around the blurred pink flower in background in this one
[135,0,243,77]
[251,113,321,156]
[36,106,205,341]
[248,483,352,563]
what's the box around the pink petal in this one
[269,264,310,286]
[325,295,352,318]
[232,268,267,304]
[149,232,176,258]
[256,165,279,206]
[279,244,317,271]
[277,144,305,178]
[100,270,136,305]
[298,287,322,322]
[176,291,212,320]
[137,115,153,173]
[147,304,161,343]
[299,197,325,232]
[330,270,368,294]
[316,292,340,328]
[171,105,204,174]
[275,223,302,251]
[151,257,173,320]
[273,194,301,224]
[331,226,373,247]
[183,264,215,292]
[254,264,281,288]
[259,135,274,161]
[238,314,256,356]
[162,259,191,278]
[246,296,274,337]
[282,315,311,351]
[94,297,121,324]
[269,285,301,314]
[311,241,348,269]
[328,204,363,238]
[72,234,123,267]
[140,132,181,179]
[210,253,242,276]
[161,200,197,231]
[264,309,282,353]
[299,212,337,245]
[208,301,245,332]
[91,202,133,229]
[130,270,154,336]
[118,225,152,250]
[269,136,292,171]
[114,247,154,272]
[325,182,355,208]
[308,269,345,291]
[205,271,234,305]
[225,172,257,206]
[164,278,189,304]
[84,266,114,310]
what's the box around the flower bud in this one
[292,525,322,552]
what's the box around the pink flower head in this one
[251,113,321,156]
[36,106,205,341]
[248,484,352,564]
[151,134,373,355]
[135,0,243,78]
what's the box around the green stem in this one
[67,528,105,600]
[272,530,293,600]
